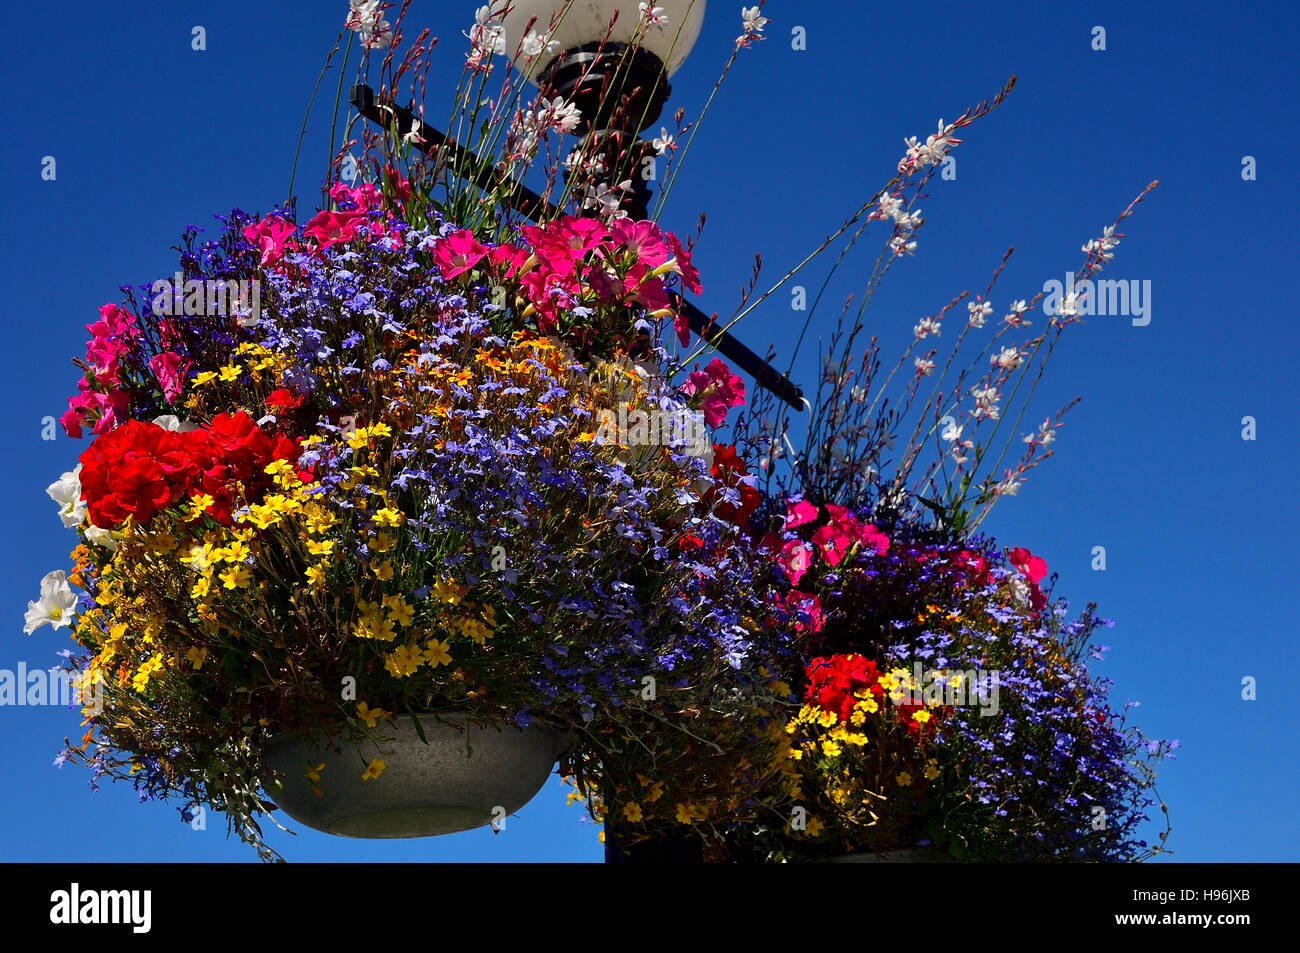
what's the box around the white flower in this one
[914,356,935,375]
[23,570,77,635]
[153,414,198,433]
[914,317,942,339]
[900,119,959,173]
[1007,574,1031,604]
[46,466,85,529]
[402,120,427,146]
[741,6,769,34]
[1060,291,1081,317]
[1083,225,1119,267]
[891,235,917,256]
[1024,419,1056,446]
[971,384,1000,420]
[639,3,669,28]
[652,128,675,156]
[346,0,393,49]
[1003,299,1029,326]
[584,181,631,220]
[994,476,1022,496]
[941,421,963,443]
[875,193,902,221]
[992,346,1022,370]
[967,299,993,328]
[520,29,560,59]
[85,526,118,553]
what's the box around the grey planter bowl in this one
[263,714,573,838]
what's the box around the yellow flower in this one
[896,771,913,787]
[431,576,466,605]
[184,646,207,671]
[305,563,329,587]
[674,803,695,825]
[218,364,242,383]
[373,507,403,528]
[384,643,423,677]
[219,565,253,589]
[924,762,941,781]
[356,701,389,727]
[821,739,842,758]
[305,538,335,557]
[193,370,218,387]
[804,816,824,837]
[367,532,394,553]
[368,422,393,439]
[264,459,295,479]
[912,709,932,725]
[305,762,325,784]
[622,802,644,823]
[385,596,414,628]
[422,639,452,669]
[361,757,386,781]
[372,561,394,581]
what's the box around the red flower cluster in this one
[805,654,885,723]
[79,413,306,528]
[708,444,761,527]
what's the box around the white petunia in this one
[153,414,199,433]
[85,526,119,553]
[24,570,78,635]
[46,465,85,529]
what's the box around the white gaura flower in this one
[913,317,942,339]
[639,3,669,28]
[346,0,394,49]
[46,465,85,529]
[941,421,963,443]
[992,346,1022,370]
[652,128,675,156]
[153,414,199,433]
[994,476,1022,496]
[741,6,769,34]
[971,384,1001,421]
[520,29,561,59]
[1060,291,1081,317]
[968,299,993,328]
[1003,299,1029,327]
[1023,418,1056,446]
[914,356,936,375]
[24,570,78,635]
[85,526,119,553]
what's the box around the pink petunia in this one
[780,539,814,585]
[1007,546,1048,585]
[432,229,489,280]
[785,499,820,529]
[242,216,298,267]
[665,231,703,295]
[607,219,670,268]
[303,209,366,250]
[148,351,190,402]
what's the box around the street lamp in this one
[497,1,707,218]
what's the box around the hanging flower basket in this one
[264,715,573,838]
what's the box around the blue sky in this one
[1,0,1296,862]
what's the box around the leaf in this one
[410,712,429,746]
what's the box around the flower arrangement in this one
[25,0,1175,863]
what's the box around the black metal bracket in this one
[348,84,804,410]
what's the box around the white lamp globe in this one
[491,0,707,85]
